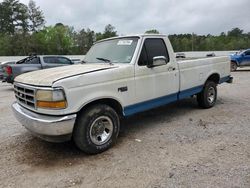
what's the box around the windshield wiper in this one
[96,57,114,65]
[81,60,87,64]
[96,57,111,62]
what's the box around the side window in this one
[244,51,250,56]
[138,38,169,66]
[56,57,72,64]
[145,38,169,65]
[44,57,56,64]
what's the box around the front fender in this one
[230,56,241,65]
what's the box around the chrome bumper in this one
[12,102,76,142]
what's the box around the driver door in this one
[127,38,179,115]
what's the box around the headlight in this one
[36,89,67,109]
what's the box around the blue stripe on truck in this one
[123,75,232,116]
[178,85,203,100]
[124,85,203,116]
[124,93,178,116]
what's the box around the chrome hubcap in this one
[207,87,215,103]
[89,116,113,145]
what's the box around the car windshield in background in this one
[16,56,39,64]
[84,37,139,63]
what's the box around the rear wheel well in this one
[206,73,220,84]
[79,98,123,117]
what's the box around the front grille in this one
[14,84,36,109]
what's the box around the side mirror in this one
[147,56,167,68]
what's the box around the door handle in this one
[168,67,176,71]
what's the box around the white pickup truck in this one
[12,34,233,154]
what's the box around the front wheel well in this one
[206,73,220,84]
[79,98,124,117]
[231,60,238,65]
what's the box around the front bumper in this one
[12,102,77,142]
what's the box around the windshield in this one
[84,37,139,63]
[16,56,38,64]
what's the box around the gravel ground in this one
[0,70,249,188]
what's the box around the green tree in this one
[73,28,95,54]
[103,24,117,38]
[145,29,160,34]
[44,25,74,54]
[0,0,29,34]
[228,28,243,38]
[0,33,12,55]
[28,0,45,32]
[29,29,48,54]
[96,24,117,41]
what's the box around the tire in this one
[231,61,237,72]
[197,81,217,108]
[73,104,120,154]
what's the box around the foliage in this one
[169,30,250,52]
[28,0,45,32]
[73,28,95,54]
[96,24,117,41]
[0,0,29,34]
[145,29,160,34]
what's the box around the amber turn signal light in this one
[37,101,67,109]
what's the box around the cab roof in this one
[95,34,167,44]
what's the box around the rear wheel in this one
[197,81,217,108]
[73,104,120,154]
[231,61,237,72]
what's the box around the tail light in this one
[5,66,12,75]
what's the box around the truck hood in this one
[15,64,118,86]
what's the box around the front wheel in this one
[231,61,237,72]
[73,104,120,154]
[197,81,217,108]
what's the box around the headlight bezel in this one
[35,87,67,110]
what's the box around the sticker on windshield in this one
[117,40,133,45]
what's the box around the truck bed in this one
[178,56,230,93]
